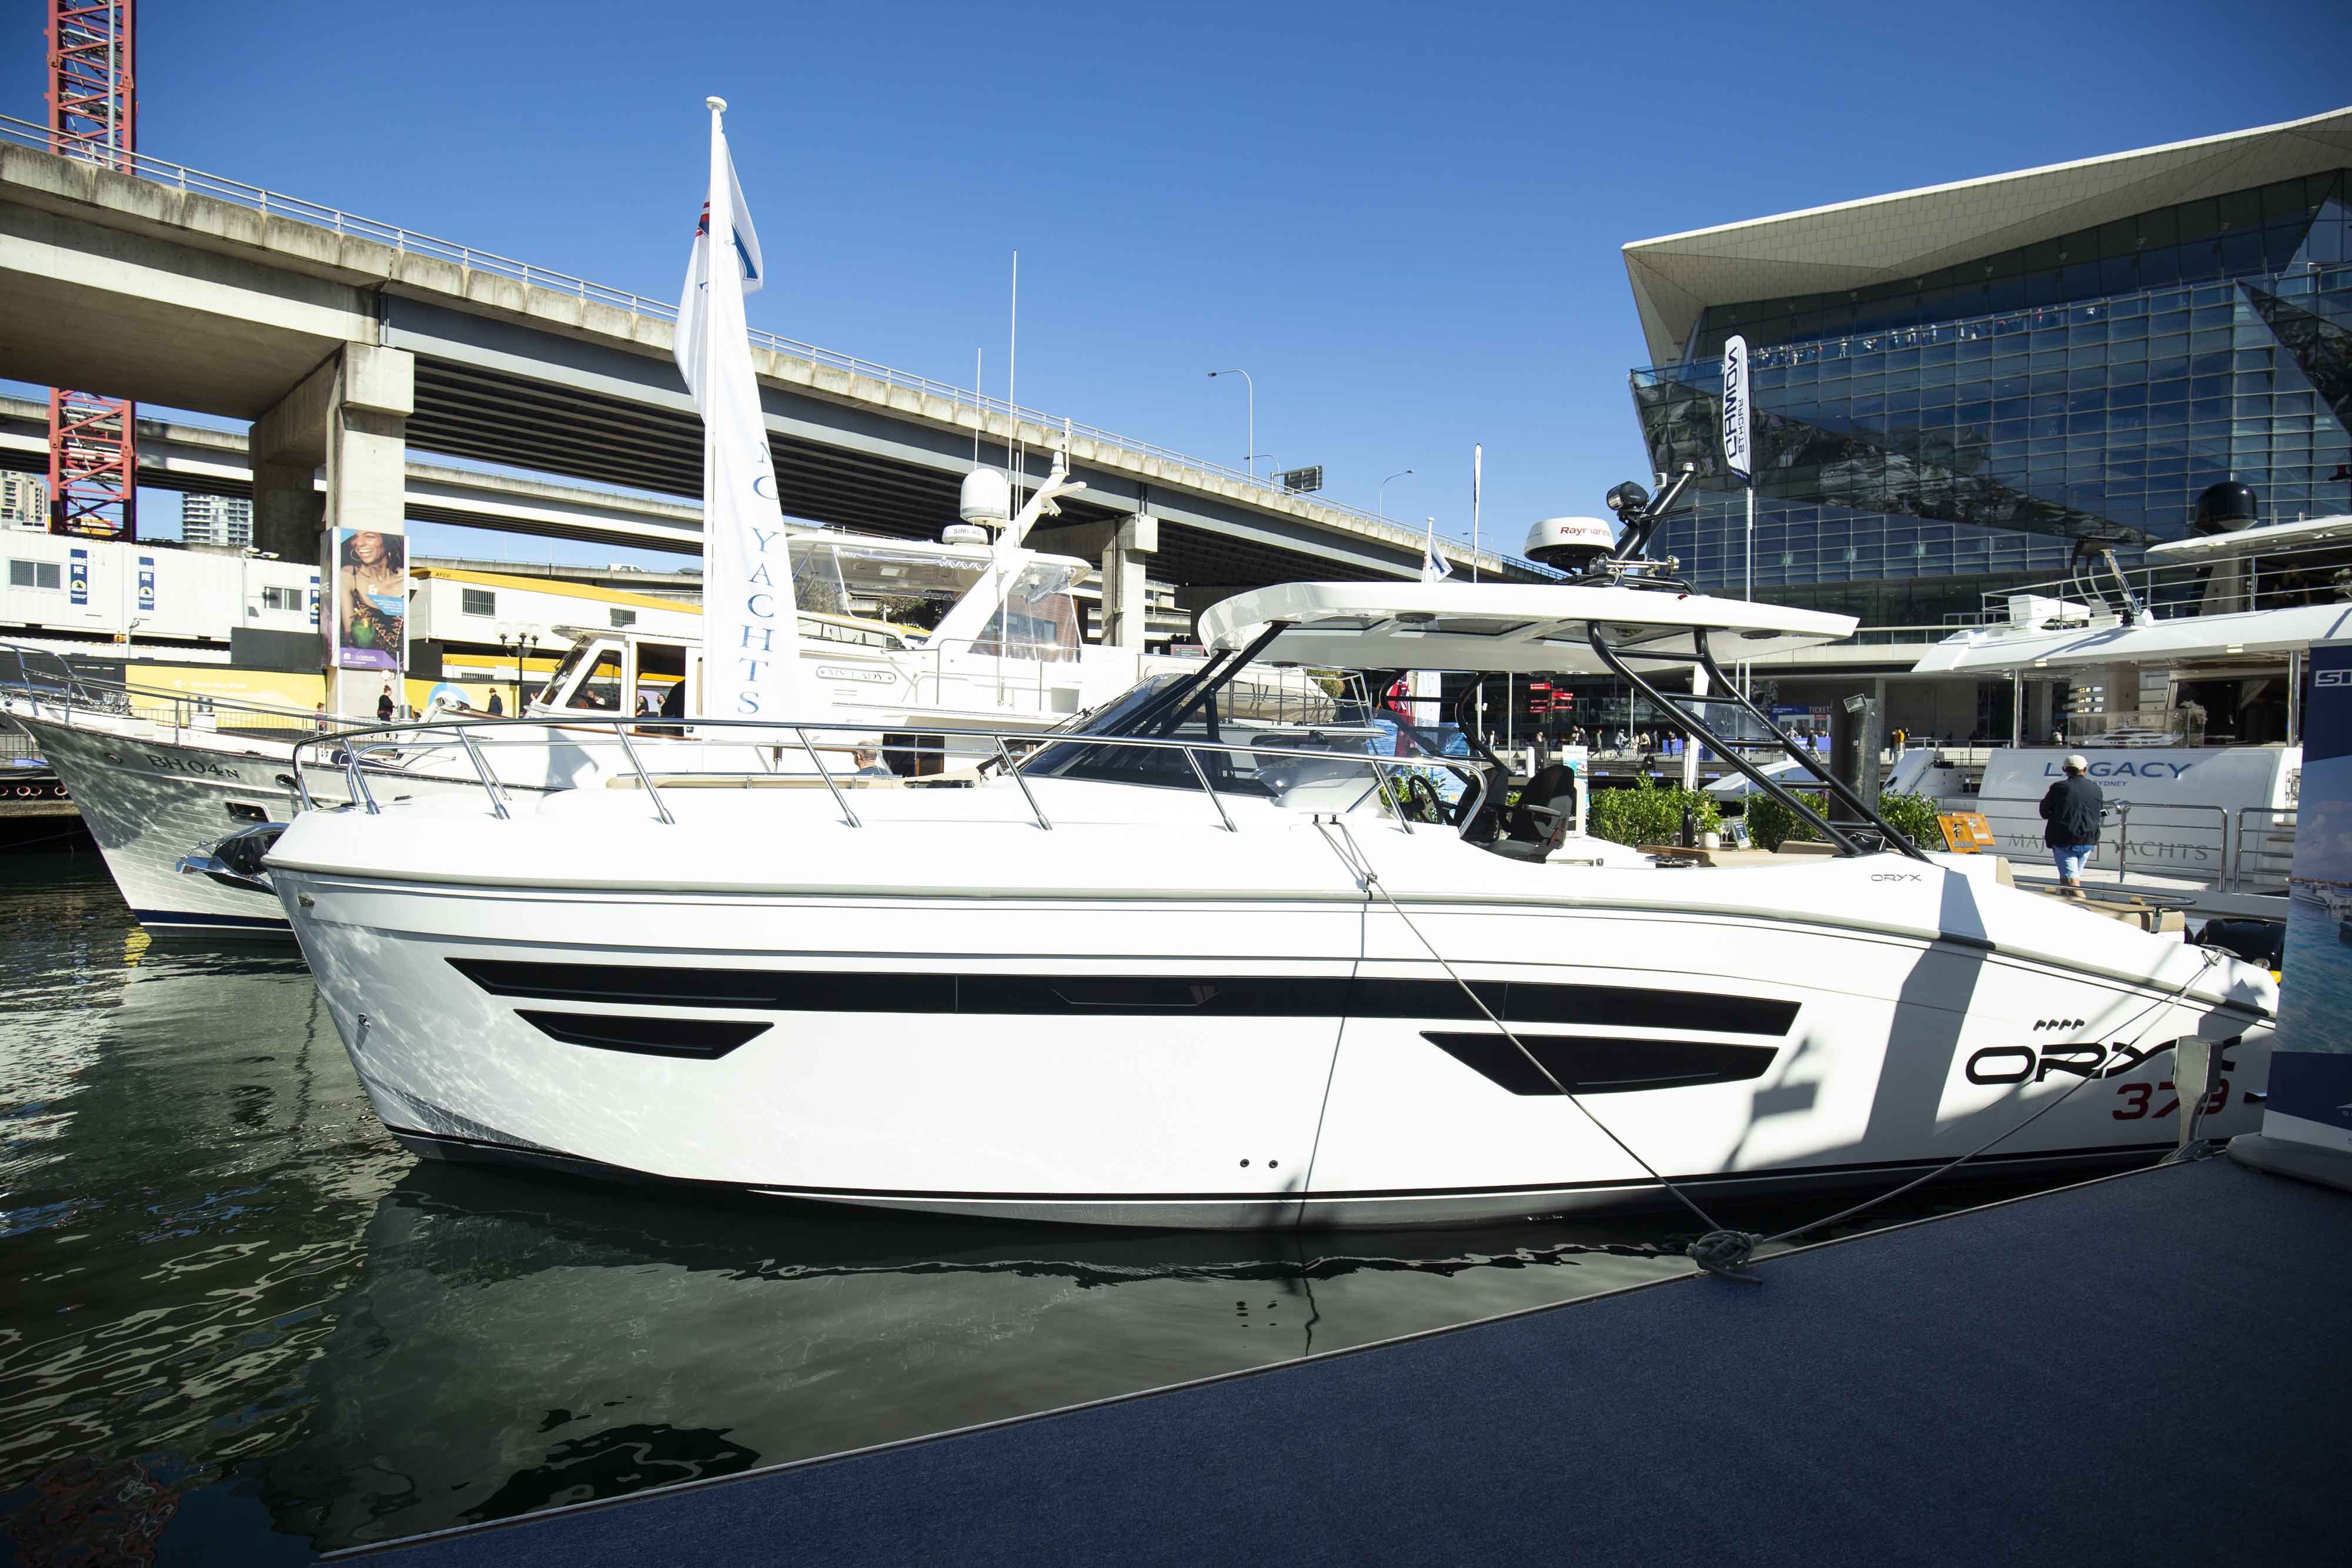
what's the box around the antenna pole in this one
[1008,250,1019,511]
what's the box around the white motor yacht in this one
[252,562,2276,1229]
[1901,510,2348,914]
[1,462,1190,937]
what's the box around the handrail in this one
[1969,791,2296,892]
[1966,529,2352,631]
[0,114,1552,577]
[285,713,1479,835]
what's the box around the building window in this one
[609,608,637,628]
[462,588,497,617]
[261,586,302,611]
[8,560,62,591]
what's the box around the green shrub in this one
[1587,775,1722,848]
[1743,788,1824,852]
[1876,791,1945,852]
[1744,787,1942,853]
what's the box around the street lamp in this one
[1378,469,1415,519]
[496,625,540,716]
[1206,369,1256,479]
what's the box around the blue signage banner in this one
[308,572,320,629]
[68,547,88,607]
[137,554,156,613]
[2267,638,2352,1152]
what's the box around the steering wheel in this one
[1395,772,1446,824]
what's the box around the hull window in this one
[1420,1032,1778,1096]
[514,1009,771,1059]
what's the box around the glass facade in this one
[1629,170,2352,615]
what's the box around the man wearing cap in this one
[2039,754,2105,898]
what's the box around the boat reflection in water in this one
[252,1164,1686,1549]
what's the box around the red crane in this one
[45,0,138,540]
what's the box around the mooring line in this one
[1317,816,2229,1282]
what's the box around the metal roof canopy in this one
[1622,106,2352,366]
[1196,581,1856,675]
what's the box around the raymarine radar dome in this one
[1524,516,1618,572]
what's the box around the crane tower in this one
[44,0,138,539]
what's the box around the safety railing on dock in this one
[288,715,1479,835]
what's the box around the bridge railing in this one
[1,115,1543,577]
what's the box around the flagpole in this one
[1470,443,1483,748]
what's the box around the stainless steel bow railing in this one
[286,715,1476,835]
[0,640,329,740]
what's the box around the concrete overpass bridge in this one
[0,117,1545,647]
[0,393,708,552]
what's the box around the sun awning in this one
[1197,581,1856,676]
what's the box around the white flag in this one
[676,98,801,721]
[1721,334,1752,483]
[1421,517,1454,583]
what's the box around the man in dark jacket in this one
[2039,754,2104,898]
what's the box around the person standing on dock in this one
[2039,754,2104,898]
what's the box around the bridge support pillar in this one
[248,345,415,713]
[1030,513,1159,650]
[1099,512,1157,650]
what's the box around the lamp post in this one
[1378,469,1414,519]
[497,626,539,715]
[1206,369,1255,479]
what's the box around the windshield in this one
[532,640,596,708]
[972,561,1083,662]
[790,539,988,632]
[1018,666,1382,797]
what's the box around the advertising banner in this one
[308,571,320,630]
[68,547,88,607]
[136,554,155,614]
[674,100,803,721]
[1720,334,1751,483]
[2265,638,2352,1151]
[330,527,407,673]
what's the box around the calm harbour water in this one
[1,850,2062,1564]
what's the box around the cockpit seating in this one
[1486,762,1576,862]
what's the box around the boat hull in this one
[269,812,2275,1229]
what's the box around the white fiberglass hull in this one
[267,783,2276,1229]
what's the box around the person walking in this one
[376,683,395,724]
[2039,754,2104,899]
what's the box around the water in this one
[0,851,2060,1564]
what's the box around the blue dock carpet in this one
[361,1157,2350,1567]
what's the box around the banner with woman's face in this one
[331,527,407,671]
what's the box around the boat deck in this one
[360,1152,2349,1566]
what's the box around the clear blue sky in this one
[10,0,2350,569]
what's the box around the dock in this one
[359,1153,2349,1566]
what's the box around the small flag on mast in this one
[1421,516,1454,582]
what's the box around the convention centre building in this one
[1620,106,2352,634]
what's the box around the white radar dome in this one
[941,522,990,547]
[1524,516,1618,571]
[959,467,1011,527]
